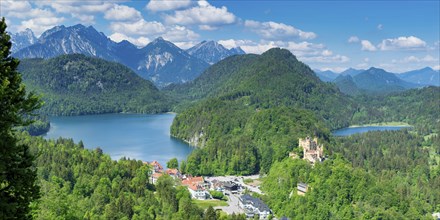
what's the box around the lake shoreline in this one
[333,124,412,137]
[348,122,411,128]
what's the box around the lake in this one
[44,113,194,167]
[332,125,412,136]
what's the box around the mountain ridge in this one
[12,25,213,87]
[186,40,245,64]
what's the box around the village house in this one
[210,179,224,191]
[299,136,324,164]
[165,168,182,179]
[149,160,164,173]
[182,176,210,200]
[223,181,239,193]
[151,172,163,185]
[297,182,308,196]
[239,194,271,219]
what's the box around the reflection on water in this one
[332,126,411,136]
[44,113,194,166]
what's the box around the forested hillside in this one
[18,54,173,115]
[171,48,352,175]
[170,48,354,130]
[351,86,440,134]
[19,133,245,220]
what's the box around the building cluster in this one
[239,194,271,219]
[144,160,211,200]
[182,176,210,200]
[299,136,324,164]
[144,161,272,219]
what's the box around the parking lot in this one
[206,175,263,215]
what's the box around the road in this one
[205,175,263,195]
[214,191,243,215]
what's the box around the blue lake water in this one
[332,126,412,136]
[44,113,194,166]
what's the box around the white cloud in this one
[1,0,32,12]
[348,36,359,43]
[357,63,370,69]
[109,32,150,47]
[7,7,55,19]
[36,1,114,23]
[393,55,438,63]
[319,67,347,73]
[110,19,166,36]
[377,24,383,30]
[218,39,253,49]
[301,54,349,63]
[199,25,218,31]
[2,0,65,36]
[433,65,440,70]
[110,20,199,46]
[104,5,142,22]
[378,36,427,51]
[73,14,95,24]
[19,17,65,36]
[162,25,199,42]
[217,39,348,64]
[361,40,377,51]
[244,20,316,40]
[173,41,198,50]
[164,0,236,28]
[146,0,192,11]
[321,50,333,56]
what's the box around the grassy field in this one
[193,199,228,209]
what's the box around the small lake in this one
[332,125,412,136]
[44,113,194,166]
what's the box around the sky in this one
[1,0,439,73]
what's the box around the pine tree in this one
[0,17,41,218]
[204,206,217,220]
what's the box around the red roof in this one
[166,168,179,175]
[149,161,163,171]
[182,176,204,186]
[152,173,163,179]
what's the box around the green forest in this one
[261,130,439,219]
[18,54,173,116]
[17,133,246,220]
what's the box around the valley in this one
[1,6,439,219]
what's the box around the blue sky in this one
[1,0,439,72]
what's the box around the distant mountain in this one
[186,40,245,64]
[397,67,439,86]
[336,67,419,95]
[18,54,172,115]
[334,75,362,96]
[340,68,364,77]
[14,24,121,61]
[10,28,37,53]
[13,25,210,87]
[314,69,338,82]
[137,37,209,87]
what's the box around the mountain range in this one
[12,25,244,88]
[315,67,439,86]
[315,67,439,95]
[10,28,37,53]
[186,40,245,64]
[334,67,420,95]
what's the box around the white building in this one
[239,194,271,219]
